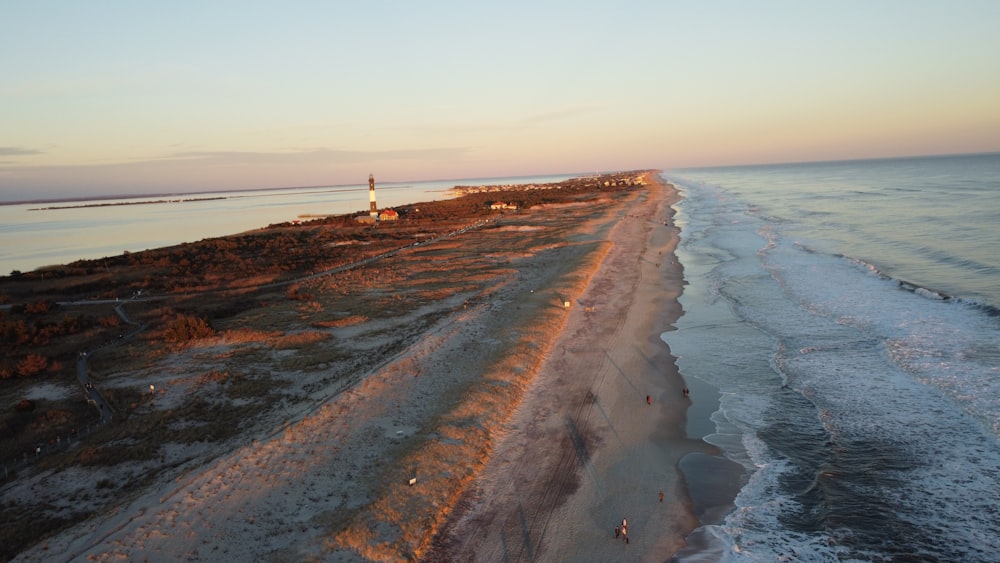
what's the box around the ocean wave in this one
[669,169,1000,561]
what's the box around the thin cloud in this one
[0,146,470,173]
[0,146,43,156]
[0,146,474,200]
[162,147,469,165]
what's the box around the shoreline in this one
[429,176,738,560]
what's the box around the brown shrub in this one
[23,300,54,315]
[287,285,313,301]
[221,328,281,344]
[16,354,48,377]
[195,370,239,387]
[162,314,215,343]
[313,315,368,328]
[274,331,330,350]
[98,314,122,328]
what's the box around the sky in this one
[2,1,999,201]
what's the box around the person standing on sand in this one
[659,489,664,502]
[615,525,620,539]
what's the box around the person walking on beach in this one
[615,525,620,539]
[659,489,664,502]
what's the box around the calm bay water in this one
[0,174,576,275]
[664,154,1000,561]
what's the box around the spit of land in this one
[1,171,739,561]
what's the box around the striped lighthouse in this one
[369,174,378,219]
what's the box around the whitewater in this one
[664,154,1000,561]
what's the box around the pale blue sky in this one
[2,1,999,200]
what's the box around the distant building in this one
[379,209,399,221]
[489,202,518,210]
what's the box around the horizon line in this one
[4,150,997,205]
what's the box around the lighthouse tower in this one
[369,174,378,219]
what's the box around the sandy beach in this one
[9,173,739,561]
[428,176,732,561]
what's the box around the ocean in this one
[663,153,1000,561]
[0,173,576,276]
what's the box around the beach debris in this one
[564,301,571,309]
[408,477,417,486]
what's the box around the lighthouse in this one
[369,174,378,219]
